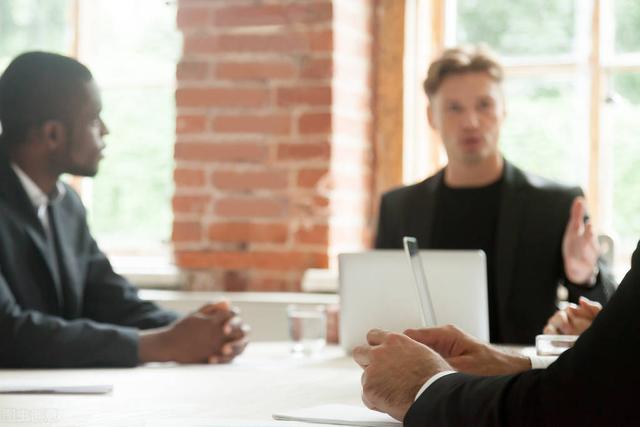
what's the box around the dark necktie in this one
[46,203,66,308]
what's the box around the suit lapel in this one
[495,161,527,320]
[0,151,65,311]
[49,203,82,318]
[414,170,443,248]
[24,225,66,309]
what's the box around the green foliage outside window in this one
[457,0,575,56]
[500,78,583,186]
[615,0,640,53]
[0,0,70,69]
[92,87,175,244]
[611,73,640,246]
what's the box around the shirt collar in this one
[11,163,66,209]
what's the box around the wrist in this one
[586,264,599,287]
[500,351,531,374]
[414,370,457,402]
[567,263,599,287]
[512,354,532,372]
[138,328,171,364]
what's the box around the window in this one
[0,0,181,284]
[0,0,71,68]
[406,0,640,278]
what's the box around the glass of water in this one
[287,304,327,356]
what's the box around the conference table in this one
[0,343,366,427]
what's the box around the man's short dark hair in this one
[423,45,504,101]
[0,51,93,146]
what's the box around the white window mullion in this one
[597,0,616,236]
[443,0,457,48]
[584,0,603,228]
[573,0,595,193]
[402,0,435,184]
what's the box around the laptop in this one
[339,248,489,353]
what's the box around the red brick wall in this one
[173,0,375,291]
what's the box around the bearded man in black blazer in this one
[375,46,615,344]
[0,52,248,367]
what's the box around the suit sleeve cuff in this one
[414,370,457,401]
[529,354,557,369]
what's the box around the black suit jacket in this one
[0,149,178,368]
[405,241,640,426]
[375,161,616,344]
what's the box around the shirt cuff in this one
[414,370,457,401]
[529,354,558,369]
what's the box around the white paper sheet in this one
[273,404,401,427]
[0,384,113,394]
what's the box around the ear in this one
[40,120,67,151]
[498,88,507,121]
[427,102,437,130]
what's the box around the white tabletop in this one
[0,343,364,427]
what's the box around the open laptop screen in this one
[338,249,488,352]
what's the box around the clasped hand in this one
[139,300,249,364]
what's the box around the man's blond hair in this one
[423,45,504,100]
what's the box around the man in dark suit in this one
[0,52,248,368]
[375,45,615,344]
[353,241,640,425]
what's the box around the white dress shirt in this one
[11,163,67,283]
[11,163,66,231]
[414,354,558,401]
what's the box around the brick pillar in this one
[173,0,375,292]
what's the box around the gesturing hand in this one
[562,197,600,285]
